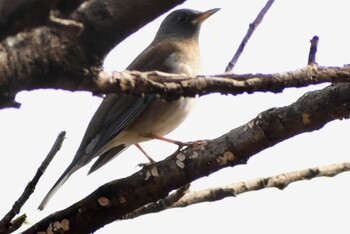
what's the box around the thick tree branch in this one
[123,184,191,220]
[0,0,89,41]
[0,0,60,41]
[0,0,187,108]
[2,65,350,108]
[72,0,187,59]
[23,83,350,233]
[55,0,87,16]
[91,66,350,99]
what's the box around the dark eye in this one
[177,13,188,23]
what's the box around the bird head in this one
[154,8,220,42]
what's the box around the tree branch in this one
[0,0,61,41]
[72,0,187,59]
[123,184,191,219]
[23,83,350,233]
[91,66,350,98]
[2,65,350,108]
[225,0,275,72]
[0,131,66,234]
[0,0,187,108]
[308,36,319,65]
[172,161,350,207]
[122,161,350,218]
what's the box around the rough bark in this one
[1,65,350,107]
[1,1,350,233]
[0,0,186,108]
[23,83,350,233]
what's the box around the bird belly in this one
[122,97,197,144]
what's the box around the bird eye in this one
[177,13,188,23]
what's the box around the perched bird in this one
[38,8,219,210]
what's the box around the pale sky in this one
[1,0,350,233]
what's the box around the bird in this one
[38,8,219,210]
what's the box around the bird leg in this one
[136,134,207,165]
[135,143,156,163]
[145,133,189,150]
[151,135,209,152]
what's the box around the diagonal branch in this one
[0,131,66,234]
[225,0,275,72]
[23,83,350,234]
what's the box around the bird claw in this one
[136,162,155,168]
[179,140,208,149]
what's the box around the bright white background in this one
[1,0,350,233]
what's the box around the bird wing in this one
[83,94,153,173]
[74,93,151,163]
[81,40,187,169]
[84,41,191,172]
[127,39,185,72]
[38,40,186,210]
[79,41,183,161]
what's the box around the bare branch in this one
[0,215,26,234]
[37,131,66,176]
[0,131,66,234]
[85,66,350,98]
[119,161,350,218]
[172,161,350,208]
[225,0,275,72]
[2,65,350,109]
[23,83,350,234]
[308,36,319,65]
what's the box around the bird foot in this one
[177,139,208,149]
[136,162,154,168]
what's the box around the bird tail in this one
[88,144,128,174]
[38,163,80,210]
[38,145,128,210]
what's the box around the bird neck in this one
[153,30,200,45]
[153,36,199,48]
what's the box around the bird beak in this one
[192,8,220,24]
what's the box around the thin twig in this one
[120,161,350,219]
[118,161,350,219]
[2,215,27,234]
[308,35,319,65]
[0,131,66,234]
[225,0,275,73]
[172,161,350,208]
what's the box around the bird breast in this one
[164,52,201,75]
[118,41,201,144]
[122,97,197,144]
